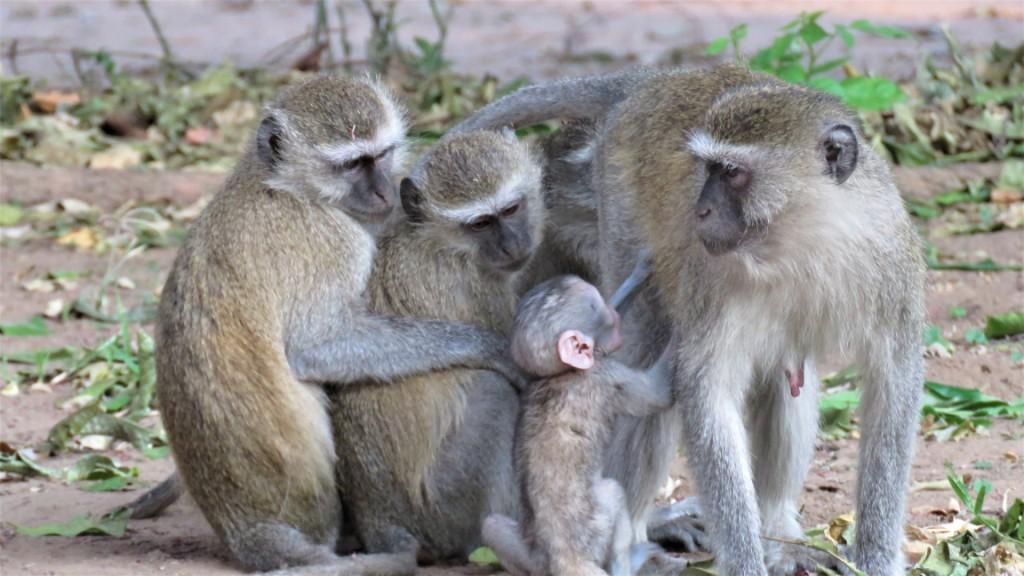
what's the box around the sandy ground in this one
[1,2,1023,575]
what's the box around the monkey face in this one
[464,196,537,274]
[335,147,398,223]
[694,161,766,255]
[574,282,622,355]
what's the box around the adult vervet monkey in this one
[449,64,925,575]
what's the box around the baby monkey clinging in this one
[483,273,674,576]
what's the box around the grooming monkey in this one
[329,129,544,561]
[483,274,672,576]
[451,64,925,576]
[153,76,529,574]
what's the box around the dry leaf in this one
[28,382,52,394]
[31,90,81,114]
[1,382,19,397]
[184,126,215,145]
[56,227,98,250]
[1003,451,1020,464]
[22,278,56,293]
[115,277,136,290]
[89,146,142,170]
[43,299,64,319]
[58,198,94,216]
[991,187,1023,204]
[903,540,931,564]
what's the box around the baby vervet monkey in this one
[484,273,673,576]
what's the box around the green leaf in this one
[777,64,809,85]
[810,57,849,76]
[468,546,501,567]
[0,202,23,226]
[800,22,829,46]
[834,24,855,48]
[849,19,910,38]
[838,76,905,111]
[730,23,749,43]
[0,316,50,337]
[964,329,988,345]
[17,509,130,538]
[927,258,1023,272]
[705,37,730,56]
[0,448,57,478]
[948,306,967,319]
[985,312,1024,339]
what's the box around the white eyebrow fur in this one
[433,171,528,222]
[687,130,759,165]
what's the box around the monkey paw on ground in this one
[765,540,853,576]
[645,497,708,553]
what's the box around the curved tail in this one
[447,68,650,136]
[114,471,184,519]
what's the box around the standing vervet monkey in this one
[155,76,525,574]
[449,64,925,576]
[483,275,673,576]
[330,129,544,561]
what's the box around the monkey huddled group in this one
[123,63,925,576]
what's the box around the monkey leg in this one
[592,478,634,576]
[851,340,923,576]
[235,522,416,575]
[748,362,829,575]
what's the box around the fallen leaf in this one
[28,382,52,394]
[184,126,215,145]
[1004,451,1020,464]
[43,299,65,319]
[115,277,135,290]
[31,90,81,114]
[991,187,1023,203]
[89,146,142,170]
[58,198,94,216]
[22,279,56,293]
[56,227,98,250]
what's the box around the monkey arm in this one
[600,358,672,417]
[287,314,525,388]
[608,249,652,314]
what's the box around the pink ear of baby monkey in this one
[558,330,595,371]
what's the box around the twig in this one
[137,0,176,66]
[761,535,866,576]
[335,1,354,72]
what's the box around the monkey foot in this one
[634,545,690,576]
[646,497,708,553]
[765,539,851,576]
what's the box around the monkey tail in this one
[446,68,650,136]
[108,470,184,519]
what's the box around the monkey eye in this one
[340,157,367,172]
[375,146,394,161]
[467,216,496,231]
[724,164,751,189]
[500,202,520,217]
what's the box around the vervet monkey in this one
[451,64,925,575]
[330,129,544,561]
[484,275,672,576]
[154,76,524,574]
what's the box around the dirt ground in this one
[2,2,1023,575]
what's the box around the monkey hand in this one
[646,497,707,553]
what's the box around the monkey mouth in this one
[698,222,767,256]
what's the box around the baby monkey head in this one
[686,83,861,256]
[400,130,544,275]
[256,75,406,224]
[511,275,623,378]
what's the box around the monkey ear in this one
[256,115,284,170]
[557,330,595,371]
[400,178,425,223]
[821,124,858,184]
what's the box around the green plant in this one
[707,12,908,111]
